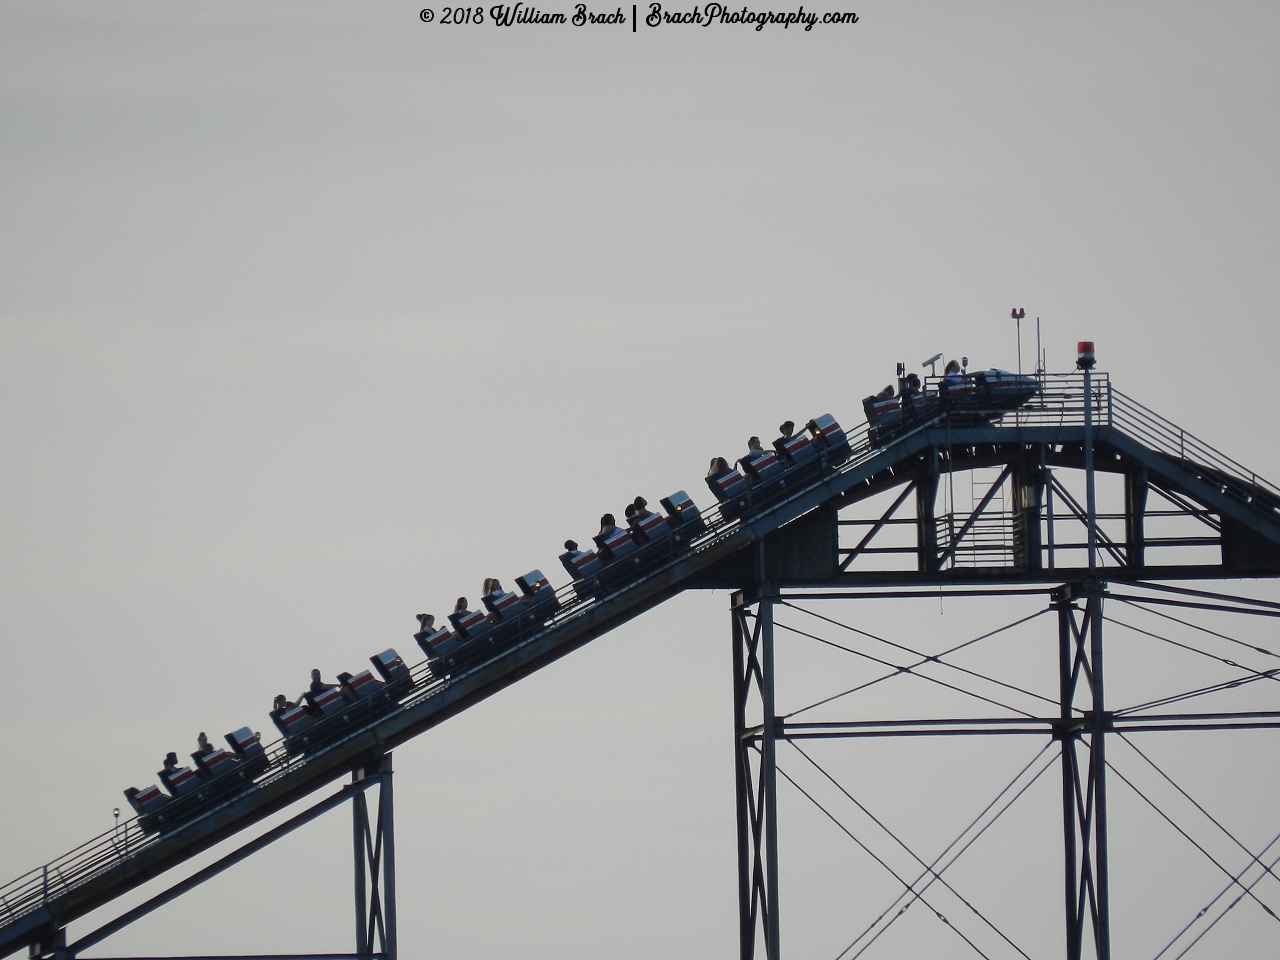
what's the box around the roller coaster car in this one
[628,508,671,544]
[864,371,1039,447]
[594,526,638,562]
[225,726,268,777]
[159,765,201,798]
[562,492,707,599]
[418,624,460,661]
[707,416,851,520]
[739,448,785,485]
[125,726,271,834]
[340,669,382,700]
[130,793,191,836]
[123,785,170,833]
[307,685,347,718]
[192,748,238,780]
[560,543,607,600]
[773,431,818,467]
[659,491,706,537]
[426,571,562,677]
[270,703,315,739]
[371,649,411,685]
[370,649,413,699]
[515,569,559,620]
[448,607,492,641]
[273,650,412,756]
[482,586,523,620]
[807,415,851,462]
[560,545,604,590]
[706,464,750,519]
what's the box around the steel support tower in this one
[717,373,1280,958]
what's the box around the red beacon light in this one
[1077,341,1096,371]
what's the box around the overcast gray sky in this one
[3,2,1280,958]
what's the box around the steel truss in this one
[730,579,1280,960]
[11,370,1280,960]
[732,585,781,960]
[1055,581,1110,960]
[720,370,1280,957]
[30,756,398,960]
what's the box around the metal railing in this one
[939,513,1014,567]
[6,371,1278,936]
[911,371,1110,433]
[1110,387,1280,511]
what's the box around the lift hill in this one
[4,362,1280,960]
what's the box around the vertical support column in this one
[1124,468,1148,569]
[1083,368,1098,573]
[1080,358,1111,959]
[1087,586,1111,960]
[1055,588,1080,960]
[732,588,781,960]
[1045,469,1056,569]
[354,753,396,960]
[732,592,753,960]
[759,584,781,960]
[1011,450,1046,570]
[379,754,398,960]
[1056,583,1111,960]
[353,770,369,955]
[917,451,940,574]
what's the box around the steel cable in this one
[780,607,1053,720]
[1118,734,1280,892]
[773,620,1038,719]
[1104,761,1280,925]
[1115,670,1280,717]
[1156,837,1280,960]
[1102,614,1275,677]
[781,602,1058,711]
[1111,597,1280,660]
[773,763,996,960]
[791,741,1034,960]
[828,742,1057,960]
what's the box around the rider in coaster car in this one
[597,513,618,539]
[309,669,336,697]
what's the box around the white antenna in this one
[1036,316,1044,377]
[1011,308,1025,374]
[922,353,943,377]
